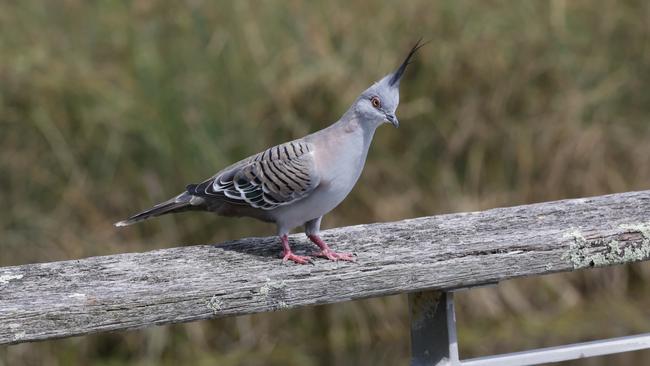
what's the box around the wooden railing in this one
[2,190,650,364]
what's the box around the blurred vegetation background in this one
[2,0,650,365]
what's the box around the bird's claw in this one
[282,252,314,265]
[314,249,357,262]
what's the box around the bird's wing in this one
[186,140,320,210]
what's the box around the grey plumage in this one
[115,40,424,263]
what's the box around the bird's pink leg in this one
[280,235,312,264]
[308,234,356,262]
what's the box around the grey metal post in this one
[409,291,459,366]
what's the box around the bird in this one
[115,40,425,264]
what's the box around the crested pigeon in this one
[115,41,424,264]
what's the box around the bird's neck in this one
[332,112,378,149]
[311,114,376,186]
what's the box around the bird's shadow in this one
[214,235,316,262]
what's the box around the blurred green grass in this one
[2,0,650,365]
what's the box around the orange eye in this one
[371,96,381,108]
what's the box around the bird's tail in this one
[114,193,199,227]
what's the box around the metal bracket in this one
[409,291,460,366]
[408,286,650,366]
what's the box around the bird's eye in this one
[371,96,381,109]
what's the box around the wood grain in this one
[2,190,650,345]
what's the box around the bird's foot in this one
[282,251,313,265]
[279,234,313,264]
[308,234,356,262]
[313,249,356,262]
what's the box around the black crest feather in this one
[388,38,428,87]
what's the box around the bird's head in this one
[353,40,425,129]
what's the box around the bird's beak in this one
[386,113,399,128]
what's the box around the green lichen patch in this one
[259,277,287,297]
[206,295,224,314]
[562,230,589,269]
[563,223,650,269]
[620,223,650,241]
[0,273,23,285]
[258,278,290,311]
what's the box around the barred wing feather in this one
[187,141,319,210]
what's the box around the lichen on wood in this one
[563,223,650,269]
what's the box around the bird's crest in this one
[388,38,428,87]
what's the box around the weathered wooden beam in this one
[2,190,650,345]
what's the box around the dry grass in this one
[2,1,650,365]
